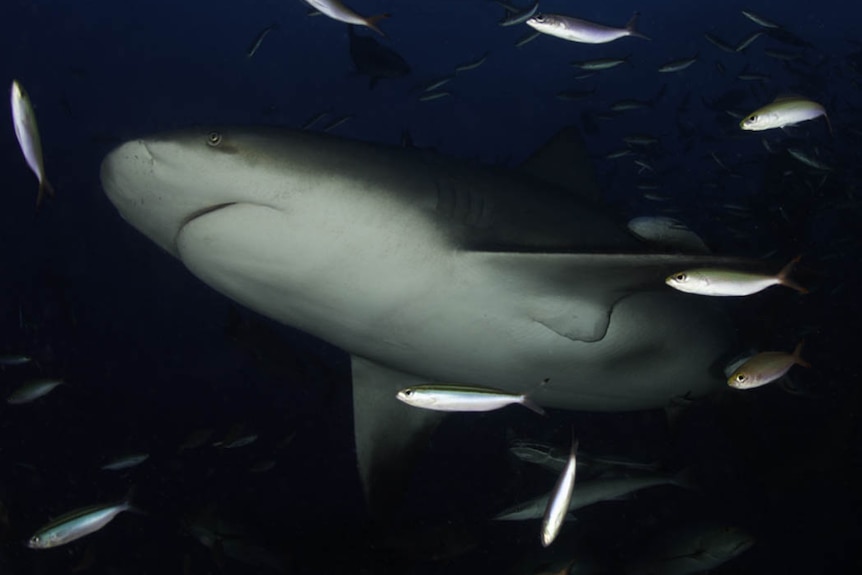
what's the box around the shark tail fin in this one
[777,256,808,294]
[365,14,391,37]
[626,12,650,41]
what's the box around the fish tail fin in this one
[672,467,699,491]
[777,255,808,294]
[36,178,55,209]
[121,486,147,515]
[824,112,833,136]
[626,12,650,40]
[521,378,549,416]
[521,395,546,416]
[793,341,812,368]
[366,13,391,37]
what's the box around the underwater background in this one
[1,0,861,573]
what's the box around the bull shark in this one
[100,125,748,514]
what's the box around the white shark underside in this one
[100,126,749,512]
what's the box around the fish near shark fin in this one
[465,252,758,343]
[518,127,600,203]
[351,355,444,517]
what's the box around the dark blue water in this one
[1,1,860,573]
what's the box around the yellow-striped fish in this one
[740,96,830,133]
[728,342,810,389]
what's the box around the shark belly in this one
[176,202,728,411]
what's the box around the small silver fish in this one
[302,110,330,130]
[703,33,736,53]
[303,0,389,36]
[246,24,277,59]
[7,378,64,404]
[658,55,698,73]
[735,31,764,52]
[787,148,833,171]
[0,354,32,366]
[322,114,353,132]
[666,257,807,296]
[741,96,829,132]
[11,80,54,207]
[526,12,649,44]
[396,380,547,414]
[101,453,150,471]
[540,434,578,547]
[515,30,541,48]
[729,342,810,389]
[571,56,630,71]
[455,52,489,73]
[28,497,135,549]
[418,91,451,102]
[420,76,454,93]
[741,9,780,28]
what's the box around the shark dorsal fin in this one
[519,127,600,203]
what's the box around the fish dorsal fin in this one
[519,127,600,203]
[352,356,444,518]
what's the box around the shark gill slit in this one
[174,202,238,246]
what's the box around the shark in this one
[100,126,748,514]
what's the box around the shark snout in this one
[101,138,203,257]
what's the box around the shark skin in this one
[100,126,747,513]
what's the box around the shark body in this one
[100,126,744,511]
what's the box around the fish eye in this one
[207,131,222,147]
[747,115,757,123]
[403,389,414,397]
[535,14,544,22]
[674,273,687,282]
[735,373,747,383]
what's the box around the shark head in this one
[102,126,745,515]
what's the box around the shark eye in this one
[534,14,545,22]
[207,132,223,147]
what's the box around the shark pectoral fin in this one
[530,297,614,343]
[351,356,444,517]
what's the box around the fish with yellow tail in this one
[304,0,389,36]
[526,12,649,44]
[396,379,548,415]
[740,96,830,133]
[728,342,810,390]
[665,257,807,297]
[10,80,54,207]
[540,433,578,547]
